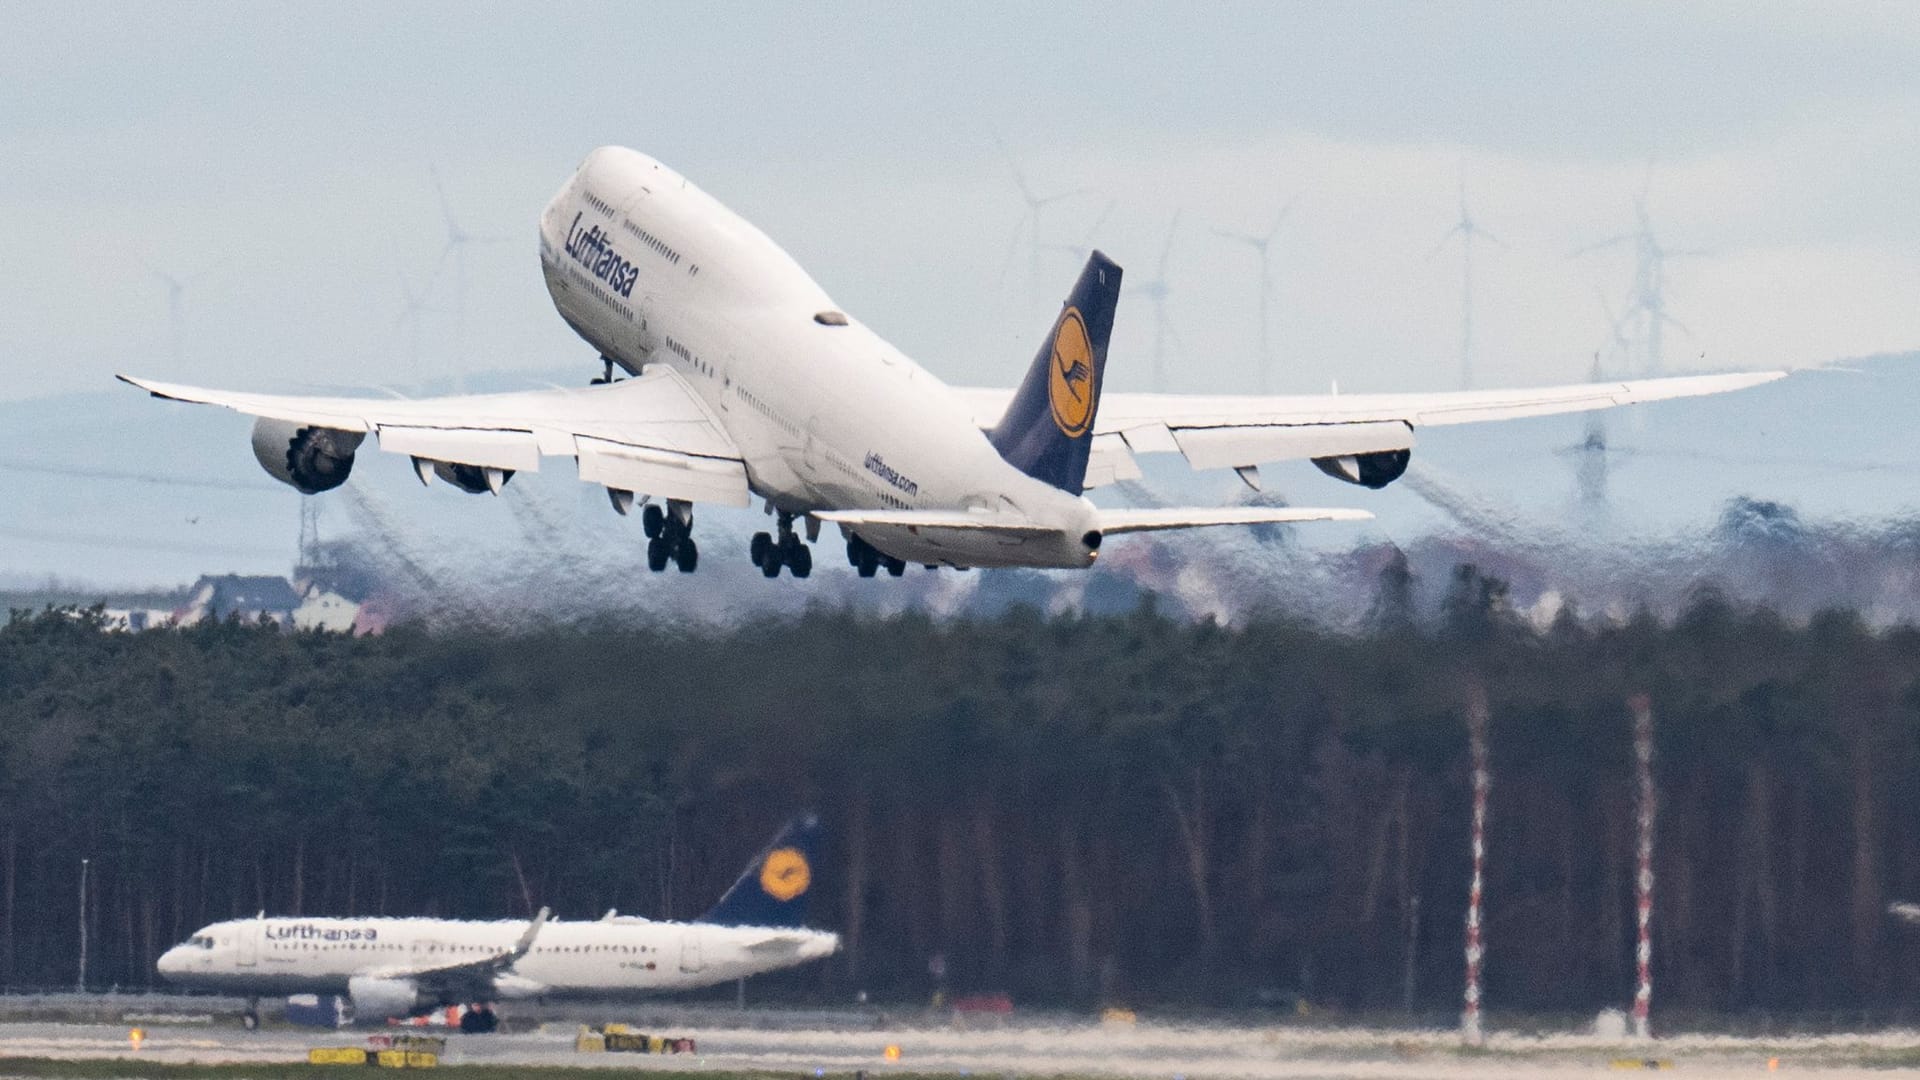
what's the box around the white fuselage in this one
[536,146,1097,569]
[156,915,838,998]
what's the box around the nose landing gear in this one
[751,512,813,578]
[642,501,698,573]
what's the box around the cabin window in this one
[814,311,849,326]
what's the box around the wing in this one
[816,506,1370,536]
[957,371,1783,483]
[367,909,549,997]
[119,370,751,506]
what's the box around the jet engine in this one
[347,975,434,1020]
[427,460,513,495]
[1311,448,1411,490]
[251,418,365,495]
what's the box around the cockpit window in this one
[186,934,214,949]
[814,311,848,326]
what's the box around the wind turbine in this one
[996,140,1088,304]
[1038,199,1116,263]
[1430,170,1504,390]
[1573,170,1702,378]
[428,163,512,390]
[391,263,436,376]
[1214,197,1295,393]
[139,259,191,366]
[1128,212,1183,391]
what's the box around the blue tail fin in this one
[696,815,822,928]
[988,251,1122,496]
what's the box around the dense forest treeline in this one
[4,575,1920,1015]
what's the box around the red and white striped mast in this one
[1461,685,1491,1046]
[1628,693,1657,1040]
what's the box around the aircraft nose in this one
[155,946,186,978]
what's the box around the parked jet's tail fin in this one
[988,252,1121,495]
[696,815,823,928]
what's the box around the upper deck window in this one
[814,311,849,326]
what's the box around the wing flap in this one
[1097,506,1372,535]
[379,427,544,473]
[1172,421,1413,471]
[575,437,751,507]
[1083,433,1142,489]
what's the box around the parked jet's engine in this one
[1311,448,1411,489]
[346,975,434,1020]
[251,418,365,494]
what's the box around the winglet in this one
[510,907,550,961]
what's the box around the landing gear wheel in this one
[760,512,814,580]
[857,547,879,577]
[675,538,699,573]
[241,1010,259,1031]
[646,537,669,572]
[642,503,665,539]
[887,557,907,577]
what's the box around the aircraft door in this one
[237,920,260,967]
[679,933,703,975]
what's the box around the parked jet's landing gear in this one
[642,500,698,573]
[751,512,812,579]
[845,534,906,578]
[458,1003,499,1033]
[241,997,260,1030]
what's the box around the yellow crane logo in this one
[759,847,811,901]
[1048,307,1096,438]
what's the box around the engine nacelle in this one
[1312,448,1411,489]
[251,418,365,495]
[428,459,513,495]
[347,975,434,1020]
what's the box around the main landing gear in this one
[241,997,260,1030]
[642,500,698,573]
[751,512,813,578]
[846,533,907,578]
[458,1002,500,1033]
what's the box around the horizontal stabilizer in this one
[812,509,1058,535]
[1097,506,1372,535]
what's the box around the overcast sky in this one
[4,2,1919,403]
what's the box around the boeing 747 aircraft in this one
[157,818,835,1028]
[123,147,1781,578]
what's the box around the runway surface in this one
[4,1015,1920,1079]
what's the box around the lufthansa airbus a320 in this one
[123,147,1782,578]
